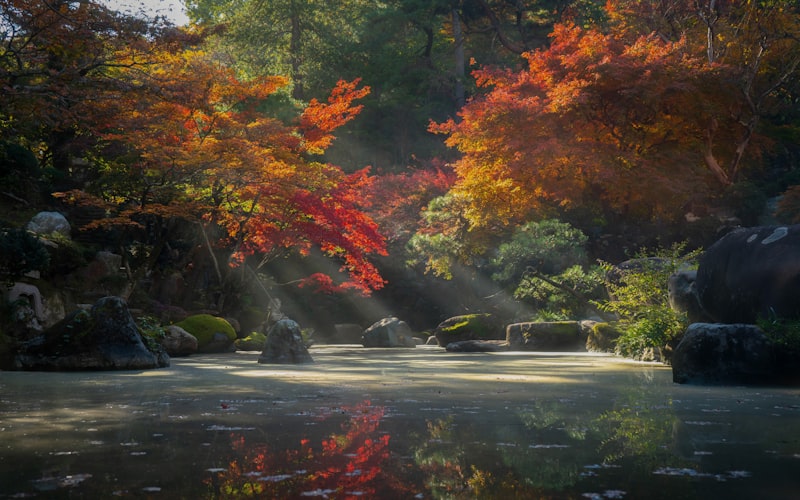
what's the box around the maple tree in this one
[55,39,386,302]
[430,5,799,234]
[0,0,177,181]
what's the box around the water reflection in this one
[1,349,799,499]
[204,401,419,498]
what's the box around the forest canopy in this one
[2,0,800,326]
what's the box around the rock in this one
[445,340,507,352]
[425,335,439,345]
[175,314,237,353]
[433,314,503,346]
[7,296,169,371]
[26,211,71,238]
[160,325,198,356]
[671,323,776,385]
[506,321,585,351]
[361,317,416,348]
[234,331,266,351]
[583,321,620,352]
[258,319,313,364]
[695,225,800,324]
[668,270,712,323]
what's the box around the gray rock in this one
[695,225,800,323]
[668,270,712,323]
[506,321,585,351]
[160,325,198,357]
[361,317,416,348]
[671,323,775,385]
[433,314,503,346]
[258,319,314,364]
[26,211,71,238]
[8,296,169,371]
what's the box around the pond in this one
[1,346,799,499]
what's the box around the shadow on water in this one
[1,346,800,498]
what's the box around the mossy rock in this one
[586,322,622,352]
[434,314,503,346]
[234,331,267,351]
[506,321,584,351]
[175,314,236,350]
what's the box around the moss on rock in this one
[175,314,236,349]
[434,314,503,346]
[234,331,267,351]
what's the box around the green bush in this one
[491,219,588,284]
[514,264,606,319]
[0,228,50,283]
[596,243,701,359]
[175,314,236,349]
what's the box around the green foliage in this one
[490,219,602,319]
[0,228,50,283]
[135,315,167,352]
[514,264,606,320]
[492,219,588,284]
[175,314,236,348]
[43,232,89,276]
[597,243,701,359]
[757,314,800,358]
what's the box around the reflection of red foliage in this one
[206,401,412,498]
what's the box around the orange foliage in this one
[62,39,385,293]
[432,20,763,230]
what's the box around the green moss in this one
[234,331,267,351]
[175,314,236,348]
[587,322,622,352]
[438,314,497,341]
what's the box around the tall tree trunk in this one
[289,0,304,100]
[452,8,466,110]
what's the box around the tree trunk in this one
[452,8,466,109]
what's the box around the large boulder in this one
[258,319,313,364]
[7,296,169,371]
[175,314,237,353]
[668,271,712,323]
[671,323,776,385]
[26,211,71,239]
[695,225,800,324]
[361,317,416,348]
[506,321,585,351]
[433,314,503,347]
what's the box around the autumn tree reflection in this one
[204,401,416,498]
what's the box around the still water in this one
[1,346,799,499]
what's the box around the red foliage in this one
[207,401,416,498]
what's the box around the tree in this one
[431,12,798,234]
[608,0,800,186]
[0,0,178,186]
[57,43,386,305]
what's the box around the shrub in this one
[491,219,588,284]
[597,243,701,359]
[513,264,606,319]
[0,228,50,284]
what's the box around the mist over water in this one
[1,347,799,498]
